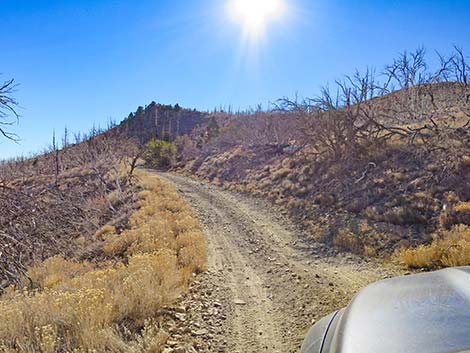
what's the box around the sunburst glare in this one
[227,0,287,40]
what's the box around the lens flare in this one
[228,0,287,40]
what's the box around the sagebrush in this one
[400,224,470,269]
[0,171,206,352]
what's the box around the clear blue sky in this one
[2,0,470,158]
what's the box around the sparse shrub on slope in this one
[400,225,470,269]
[332,229,364,254]
[144,139,177,169]
[175,48,470,258]
[0,171,206,352]
[174,135,199,162]
[440,201,470,229]
[0,131,141,291]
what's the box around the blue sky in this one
[2,0,470,158]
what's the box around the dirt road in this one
[159,173,400,353]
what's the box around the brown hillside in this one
[178,81,470,258]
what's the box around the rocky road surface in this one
[158,173,401,353]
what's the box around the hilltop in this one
[116,102,208,143]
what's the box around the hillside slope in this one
[176,82,470,259]
[0,131,141,290]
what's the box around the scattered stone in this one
[234,299,247,305]
[191,329,208,337]
[167,340,179,347]
[175,313,186,321]
[174,305,186,313]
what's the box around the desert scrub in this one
[0,171,206,352]
[400,224,470,269]
[332,229,364,254]
[144,139,177,169]
[440,201,470,228]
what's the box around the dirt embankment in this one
[159,173,402,353]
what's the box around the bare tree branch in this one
[0,77,19,141]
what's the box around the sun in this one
[228,0,287,40]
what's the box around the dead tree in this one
[277,47,470,164]
[0,77,19,140]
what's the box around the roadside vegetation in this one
[399,225,470,269]
[399,200,470,269]
[144,139,177,169]
[0,170,206,352]
[174,48,470,269]
[0,129,140,290]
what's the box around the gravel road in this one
[159,173,401,353]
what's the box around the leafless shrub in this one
[199,111,302,155]
[0,130,142,291]
[276,48,470,164]
[277,68,395,159]
[0,77,19,140]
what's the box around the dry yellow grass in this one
[400,224,470,269]
[0,171,206,352]
[455,202,470,213]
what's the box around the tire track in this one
[159,173,400,352]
